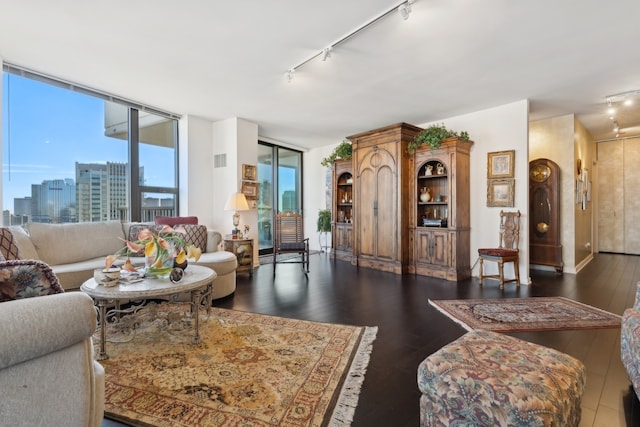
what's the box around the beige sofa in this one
[8,220,238,299]
[0,292,105,427]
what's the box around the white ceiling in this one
[1,0,640,149]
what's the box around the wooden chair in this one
[478,210,521,289]
[273,211,309,275]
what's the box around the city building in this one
[31,179,76,223]
[76,162,128,222]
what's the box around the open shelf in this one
[417,160,449,226]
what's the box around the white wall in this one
[304,143,339,251]
[236,119,259,265]
[185,101,530,282]
[210,118,258,263]
[179,116,259,263]
[303,100,531,283]
[179,115,214,227]
[529,115,576,273]
[423,100,530,284]
[0,57,3,214]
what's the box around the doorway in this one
[598,138,640,254]
[257,142,303,255]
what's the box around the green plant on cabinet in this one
[321,140,352,167]
[407,123,470,154]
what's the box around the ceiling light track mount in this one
[606,89,640,104]
[285,0,415,82]
[603,88,640,137]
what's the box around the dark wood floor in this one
[103,252,640,427]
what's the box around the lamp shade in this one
[224,192,250,211]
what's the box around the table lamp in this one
[224,192,250,235]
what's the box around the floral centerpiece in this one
[106,225,202,279]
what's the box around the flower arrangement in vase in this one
[106,225,202,279]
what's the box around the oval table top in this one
[80,264,216,300]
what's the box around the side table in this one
[224,238,254,276]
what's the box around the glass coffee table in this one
[81,264,216,360]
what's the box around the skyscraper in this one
[31,179,76,223]
[76,162,128,222]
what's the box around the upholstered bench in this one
[418,330,585,427]
[621,282,640,400]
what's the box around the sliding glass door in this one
[257,142,302,254]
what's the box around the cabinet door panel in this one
[335,224,353,251]
[359,168,375,257]
[432,231,449,266]
[415,230,449,266]
[335,225,345,250]
[416,232,431,263]
[345,226,353,251]
[376,165,395,260]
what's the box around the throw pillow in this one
[155,216,198,227]
[126,223,158,257]
[0,228,20,260]
[176,224,208,252]
[0,259,64,302]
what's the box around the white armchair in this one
[0,292,105,427]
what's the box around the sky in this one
[1,73,174,213]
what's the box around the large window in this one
[1,66,179,225]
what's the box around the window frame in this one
[2,63,181,224]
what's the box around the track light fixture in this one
[606,89,640,103]
[604,89,639,136]
[285,0,417,82]
[285,68,295,83]
[321,47,333,61]
[398,0,415,20]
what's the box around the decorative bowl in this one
[94,267,121,287]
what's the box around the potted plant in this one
[317,209,332,252]
[317,209,332,233]
[407,123,470,154]
[321,140,352,167]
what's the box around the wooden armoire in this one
[348,123,422,274]
[409,137,473,280]
[331,158,354,261]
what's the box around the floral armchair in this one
[0,259,104,426]
[622,282,640,400]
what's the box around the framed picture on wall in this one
[487,150,515,179]
[242,164,257,181]
[487,179,515,207]
[575,179,583,204]
[241,181,259,200]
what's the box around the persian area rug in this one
[99,304,377,427]
[428,297,622,332]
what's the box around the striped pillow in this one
[0,228,20,260]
